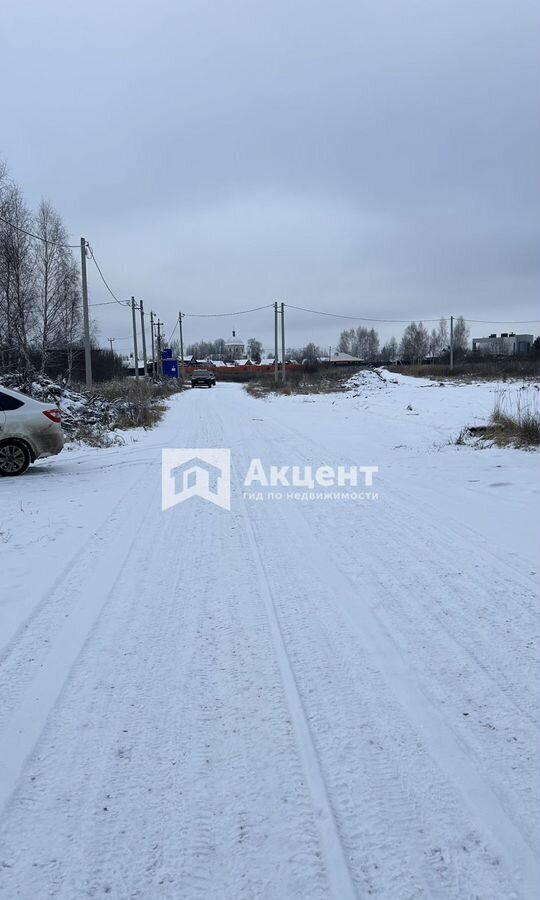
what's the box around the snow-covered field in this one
[0,371,538,899]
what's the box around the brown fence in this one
[181,361,363,381]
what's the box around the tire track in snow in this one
[0,464,160,816]
[231,456,358,900]
[259,394,537,599]
[0,452,157,665]
[236,433,538,898]
[1,383,536,898]
[245,402,540,848]
[231,391,538,897]
[0,388,330,900]
[249,400,539,725]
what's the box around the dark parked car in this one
[191,369,216,388]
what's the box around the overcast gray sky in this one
[1,0,539,351]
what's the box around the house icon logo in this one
[162,449,231,511]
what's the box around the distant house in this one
[330,351,364,365]
[316,352,364,366]
[121,354,146,377]
[472,333,533,356]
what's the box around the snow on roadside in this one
[251,368,539,568]
[268,366,539,451]
[342,367,540,445]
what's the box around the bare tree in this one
[33,200,75,372]
[0,168,82,379]
[453,315,469,353]
[380,336,398,361]
[0,185,36,372]
[302,342,321,361]
[429,317,449,357]
[55,256,82,383]
[246,338,262,362]
[338,326,380,360]
[337,328,355,353]
[399,321,430,363]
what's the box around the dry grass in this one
[63,378,184,445]
[388,358,540,382]
[458,386,540,448]
[87,379,182,430]
[487,388,540,447]
[246,367,361,398]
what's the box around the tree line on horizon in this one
[184,318,472,365]
[337,318,470,364]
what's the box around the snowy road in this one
[0,376,538,899]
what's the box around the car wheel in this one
[0,441,31,476]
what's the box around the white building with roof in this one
[224,331,245,361]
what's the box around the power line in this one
[284,304,441,324]
[89,300,120,308]
[183,303,273,318]
[86,243,130,307]
[1,209,537,329]
[464,318,540,325]
[168,319,179,343]
[284,304,540,326]
[0,213,80,248]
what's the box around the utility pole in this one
[274,301,279,383]
[150,311,155,377]
[450,315,454,371]
[131,296,139,380]
[139,299,148,377]
[179,311,185,381]
[280,301,286,383]
[156,320,163,377]
[107,338,115,353]
[80,237,92,388]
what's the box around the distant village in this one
[121,325,537,377]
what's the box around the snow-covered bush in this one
[0,374,180,445]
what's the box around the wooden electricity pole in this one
[274,302,279,383]
[80,238,92,388]
[179,311,185,380]
[150,311,156,376]
[280,302,286,383]
[131,296,139,380]
[139,300,148,377]
[156,320,163,377]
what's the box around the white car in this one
[0,386,64,476]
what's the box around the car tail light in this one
[43,409,61,425]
